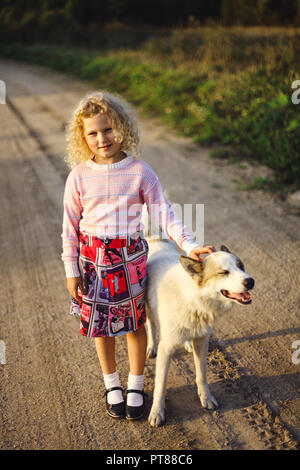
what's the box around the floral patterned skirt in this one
[70,230,149,338]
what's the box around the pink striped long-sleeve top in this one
[61,154,199,277]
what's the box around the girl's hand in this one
[188,245,216,262]
[67,276,84,303]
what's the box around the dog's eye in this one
[220,270,229,275]
[237,262,245,271]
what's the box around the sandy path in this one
[0,58,299,450]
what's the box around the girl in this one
[61,90,215,420]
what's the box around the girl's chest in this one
[78,174,144,205]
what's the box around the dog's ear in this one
[179,255,204,283]
[220,245,231,253]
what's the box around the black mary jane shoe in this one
[125,389,147,421]
[103,386,125,419]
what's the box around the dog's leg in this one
[192,336,218,409]
[148,341,173,427]
[145,316,157,358]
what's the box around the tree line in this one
[1,0,299,33]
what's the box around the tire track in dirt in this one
[171,340,299,450]
[0,122,76,447]
[207,342,299,450]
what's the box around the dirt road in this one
[0,58,299,450]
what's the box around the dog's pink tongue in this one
[233,292,251,301]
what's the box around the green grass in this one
[1,29,299,193]
[237,176,283,192]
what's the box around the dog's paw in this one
[148,406,165,427]
[147,345,157,358]
[199,392,219,410]
[184,341,193,353]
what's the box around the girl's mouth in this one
[98,144,112,150]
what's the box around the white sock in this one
[127,373,144,407]
[103,371,124,405]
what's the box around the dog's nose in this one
[243,277,255,290]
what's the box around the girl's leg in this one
[95,337,123,405]
[126,325,147,407]
[94,336,116,374]
[126,324,147,375]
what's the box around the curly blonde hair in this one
[65,90,140,168]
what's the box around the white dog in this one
[145,237,254,427]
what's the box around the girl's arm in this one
[61,171,83,278]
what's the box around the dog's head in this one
[179,245,255,305]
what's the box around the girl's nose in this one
[98,133,108,144]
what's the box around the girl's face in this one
[83,113,123,164]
